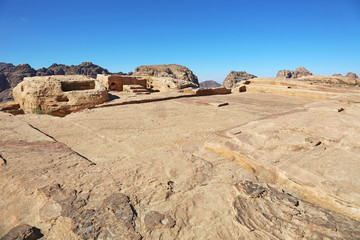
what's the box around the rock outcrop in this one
[293,66,313,78]
[276,67,312,78]
[13,75,109,116]
[206,93,360,222]
[0,62,14,69]
[0,64,37,102]
[332,73,343,77]
[134,64,199,91]
[223,71,257,89]
[276,70,294,78]
[346,72,359,79]
[199,80,221,88]
[36,62,110,78]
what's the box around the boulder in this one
[293,66,313,78]
[345,72,359,79]
[332,73,343,77]
[276,70,294,78]
[199,80,221,88]
[134,64,199,91]
[223,71,257,89]
[13,75,109,117]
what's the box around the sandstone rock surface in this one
[223,71,257,89]
[206,93,360,222]
[199,80,221,88]
[13,75,109,116]
[1,80,360,239]
[134,64,199,91]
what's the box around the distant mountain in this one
[0,64,37,101]
[0,62,112,102]
[0,62,15,69]
[200,80,221,88]
[36,62,110,78]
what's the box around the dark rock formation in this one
[0,64,37,102]
[0,62,14,69]
[332,74,343,77]
[1,224,43,240]
[346,72,359,79]
[134,64,199,85]
[200,80,221,88]
[36,62,109,78]
[276,67,312,79]
[277,70,294,78]
[39,184,141,240]
[223,71,257,89]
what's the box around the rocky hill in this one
[346,72,359,78]
[277,66,313,78]
[0,62,110,102]
[36,62,110,78]
[200,80,221,88]
[223,71,257,89]
[0,64,37,101]
[134,64,199,85]
[134,64,199,91]
[0,62,15,69]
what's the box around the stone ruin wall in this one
[97,75,147,91]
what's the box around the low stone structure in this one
[97,74,148,91]
[13,75,109,116]
[183,87,231,96]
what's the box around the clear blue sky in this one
[1,0,359,83]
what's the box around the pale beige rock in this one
[183,87,231,96]
[206,93,360,221]
[13,75,109,116]
[244,77,360,100]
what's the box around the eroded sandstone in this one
[13,75,109,116]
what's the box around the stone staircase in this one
[123,84,150,94]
